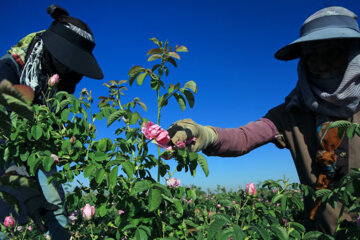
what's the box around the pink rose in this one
[3,216,15,228]
[216,204,221,208]
[82,203,95,220]
[48,74,60,87]
[118,210,125,215]
[27,225,32,231]
[155,130,170,146]
[232,201,236,205]
[51,154,59,164]
[166,177,181,188]
[245,182,257,195]
[142,121,163,140]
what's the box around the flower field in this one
[0,38,360,239]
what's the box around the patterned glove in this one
[167,119,218,152]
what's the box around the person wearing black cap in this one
[0,4,103,240]
[167,6,360,237]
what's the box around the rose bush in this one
[0,37,359,239]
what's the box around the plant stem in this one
[336,203,345,232]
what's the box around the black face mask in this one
[41,48,83,94]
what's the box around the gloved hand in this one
[0,173,59,233]
[167,119,218,152]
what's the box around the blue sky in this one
[1,0,359,191]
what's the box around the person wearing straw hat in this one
[167,6,360,236]
[0,4,103,240]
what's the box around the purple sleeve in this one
[203,117,277,157]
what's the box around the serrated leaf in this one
[42,156,54,172]
[136,72,147,86]
[137,101,147,112]
[107,110,125,127]
[269,225,288,240]
[130,180,152,196]
[135,228,148,240]
[167,57,177,67]
[208,219,226,240]
[303,231,323,239]
[96,168,106,185]
[147,48,162,55]
[149,37,161,47]
[197,154,209,177]
[346,123,358,139]
[174,93,186,111]
[122,161,134,178]
[176,45,188,52]
[109,166,118,192]
[61,108,70,122]
[31,125,42,140]
[169,52,181,60]
[0,94,33,120]
[184,80,198,93]
[289,222,305,233]
[182,89,195,108]
[84,164,96,178]
[148,54,162,62]
[148,188,162,211]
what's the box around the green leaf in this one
[289,222,305,233]
[174,93,186,111]
[168,52,181,60]
[147,48,162,55]
[84,164,96,178]
[303,231,323,239]
[128,66,146,86]
[135,228,148,240]
[0,94,33,120]
[149,37,161,47]
[130,180,152,196]
[346,123,358,139]
[107,110,125,127]
[173,199,183,215]
[272,194,283,203]
[148,188,162,211]
[99,203,107,217]
[269,225,288,240]
[109,166,118,191]
[128,111,140,125]
[152,183,172,197]
[42,156,54,172]
[136,72,147,86]
[61,109,70,122]
[28,153,40,176]
[31,125,42,140]
[175,45,188,52]
[184,80,198,93]
[96,169,106,185]
[182,89,195,108]
[122,161,134,178]
[197,154,209,177]
[167,57,177,67]
[148,54,162,62]
[137,101,147,112]
[208,219,226,240]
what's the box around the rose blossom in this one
[27,225,32,231]
[48,74,59,87]
[51,154,59,164]
[155,130,170,146]
[166,177,181,188]
[82,203,95,220]
[3,216,15,228]
[141,121,161,140]
[245,182,257,195]
[118,210,125,215]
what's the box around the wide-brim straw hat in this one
[275,6,360,61]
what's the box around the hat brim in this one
[42,30,104,79]
[275,27,360,61]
